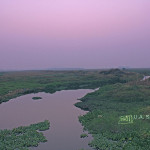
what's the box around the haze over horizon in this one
[0,0,150,70]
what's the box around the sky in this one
[0,0,150,70]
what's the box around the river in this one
[0,89,94,150]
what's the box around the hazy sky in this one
[0,0,150,70]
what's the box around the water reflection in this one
[0,89,94,150]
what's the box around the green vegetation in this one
[0,69,141,104]
[75,83,150,111]
[32,97,42,100]
[77,78,150,149]
[0,68,149,149]
[80,133,88,138]
[0,120,50,150]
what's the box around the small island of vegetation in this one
[32,97,42,100]
[0,120,50,150]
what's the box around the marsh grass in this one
[0,120,50,150]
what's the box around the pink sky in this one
[0,0,150,70]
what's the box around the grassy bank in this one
[0,120,50,150]
[76,80,150,150]
[0,69,140,104]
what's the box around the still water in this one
[0,89,94,150]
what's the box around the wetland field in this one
[0,68,150,150]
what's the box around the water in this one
[0,89,94,150]
[142,76,150,81]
